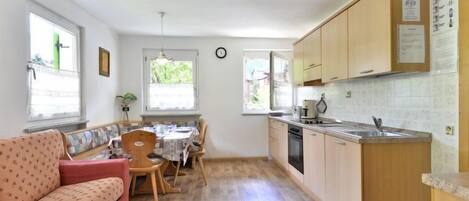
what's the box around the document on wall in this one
[431,29,458,73]
[402,0,421,21]
[431,0,457,34]
[398,25,425,64]
[430,0,458,73]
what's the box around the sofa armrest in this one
[59,159,129,201]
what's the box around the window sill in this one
[242,112,269,116]
[141,112,202,117]
[24,119,88,133]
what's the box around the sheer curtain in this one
[28,64,80,120]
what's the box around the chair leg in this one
[197,156,208,185]
[192,156,197,169]
[157,168,166,195]
[150,172,159,201]
[131,174,137,197]
[173,160,181,186]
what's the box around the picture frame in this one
[99,47,110,77]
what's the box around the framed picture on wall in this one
[99,47,110,77]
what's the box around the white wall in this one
[297,72,458,173]
[0,0,120,137]
[119,36,294,158]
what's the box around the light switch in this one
[346,91,352,98]
[446,126,454,135]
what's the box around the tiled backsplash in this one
[297,72,459,173]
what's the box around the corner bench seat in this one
[64,120,199,160]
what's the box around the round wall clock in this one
[215,47,227,59]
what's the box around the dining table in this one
[108,125,199,194]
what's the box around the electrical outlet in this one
[346,91,352,98]
[446,126,454,135]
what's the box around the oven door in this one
[288,133,304,174]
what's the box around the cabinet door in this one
[325,136,362,201]
[348,0,391,78]
[303,66,322,82]
[322,11,348,83]
[293,41,304,86]
[303,129,325,200]
[269,135,278,162]
[303,30,322,69]
[278,122,289,169]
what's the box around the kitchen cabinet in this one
[278,124,288,170]
[348,0,430,78]
[293,42,304,86]
[303,66,321,82]
[348,0,390,78]
[303,129,325,201]
[321,11,348,83]
[325,135,362,201]
[430,188,463,201]
[268,118,430,201]
[268,119,288,170]
[303,30,322,70]
[294,0,429,82]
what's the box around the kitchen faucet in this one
[372,116,383,132]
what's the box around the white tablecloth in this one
[109,127,199,165]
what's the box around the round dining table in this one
[108,126,199,194]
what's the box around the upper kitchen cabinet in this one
[303,29,322,70]
[322,11,348,82]
[293,42,304,86]
[348,0,430,78]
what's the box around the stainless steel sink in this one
[345,130,410,138]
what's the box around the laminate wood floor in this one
[131,159,312,201]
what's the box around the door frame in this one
[459,0,469,171]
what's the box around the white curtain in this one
[148,84,195,110]
[28,64,80,120]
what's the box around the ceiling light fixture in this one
[156,11,173,65]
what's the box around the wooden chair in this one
[122,130,166,201]
[173,119,208,186]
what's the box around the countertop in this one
[268,116,432,144]
[422,173,469,200]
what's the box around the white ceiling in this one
[71,0,350,38]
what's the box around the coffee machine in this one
[301,100,318,119]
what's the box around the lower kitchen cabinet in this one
[268,119,431,201]
[303,129,325,201]
[269,119,288,170]
[325,135,362,201]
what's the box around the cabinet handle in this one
[335,140,346,146]
[330,76,339,81]
[360,69,374,74]
[309,64,316,67]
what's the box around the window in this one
[243,50,293,114]
[27,5,81,122]
[143,49,198,112]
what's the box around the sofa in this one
[63,120,199,160]
[0,129,130,201]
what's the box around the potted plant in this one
[116,92,137,121]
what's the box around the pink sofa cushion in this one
[39,177,123,201]
[59,159,129,201]
[0,130,65,201]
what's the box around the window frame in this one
[242,50,272,115]
[242,49,293,115]
[26,2,84,125]
[142,49,200,114]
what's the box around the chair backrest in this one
[0,130,65,201]
[121,130,156,168]
[198,119,208,147]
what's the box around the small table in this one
[108,126,199,194]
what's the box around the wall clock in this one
[215,47,227,59]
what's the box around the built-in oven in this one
[288,124,303,174]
